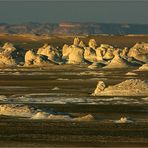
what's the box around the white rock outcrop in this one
[92,79,148,96]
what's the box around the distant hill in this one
[0,22,148,35]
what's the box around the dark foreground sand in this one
[0,104,148,147]
[0,65,147,147]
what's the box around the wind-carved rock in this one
[24,50,36,66]
[92,81,106,96]
[37,44,61,63]
[62,38,85,64]
[79,41,86,48]
[128,42,148,63]
[0,42,17,67]
[73,37,80,46]
[92,79,148,96]
[104,49,130,68]
[25,49,50,66]
[88,39,97,49]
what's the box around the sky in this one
[0,1,148,24]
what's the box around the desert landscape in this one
[0,33,147,146]
[0,0,148,146]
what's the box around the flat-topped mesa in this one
[128,42,148,63]
[92,79,148,96]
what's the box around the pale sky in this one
[0,1,148,24]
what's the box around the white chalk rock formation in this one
[0,42,17,66]
[128,43,148,63]
[104,49,130,68]
[92,79,148,96]
[73,37,80,46]
[115,117,133,123]
[2,42,16,54]
[73,114,94,121]
[31,112,49,119]
[24,50,36,66]
[84,47,97,62]
[125,72,137,76]
[24,50,49,66]
[37,44,60,63]
[79,41,86,48]
[62,38,85,64]
[120,47,129,59]
[88,62,101,69]
[0,104,35,117]
[92,81,106,96]
[0,54,16,67]
[136,63,148,71]
[88,39,97,49]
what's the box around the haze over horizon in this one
[0,1,148,24]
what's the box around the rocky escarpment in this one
[1,22,148,35]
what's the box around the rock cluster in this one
[0,39,147,69]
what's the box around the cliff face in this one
[0,22,148,35]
